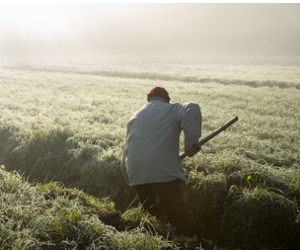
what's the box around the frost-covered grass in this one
[0,58,300,249]
[0,166,178,249]
[3,56,300,88]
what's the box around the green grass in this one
[0,166,178,250]
[0,58,299,249]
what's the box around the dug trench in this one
[43,190,208,250]
[83,209,207,250]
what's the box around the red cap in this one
[147,87,170,103]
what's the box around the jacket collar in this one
[148,97,169,103]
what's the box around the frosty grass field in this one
[0,57,299,249]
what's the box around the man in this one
[121,86,202,236]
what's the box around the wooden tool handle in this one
[180,116,238,160]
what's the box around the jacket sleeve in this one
[180,103,202,151]
[120,122,130,184]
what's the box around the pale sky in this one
[0,3,299,59]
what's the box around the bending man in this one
[121,86,202,236]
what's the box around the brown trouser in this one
[133,179,194,236]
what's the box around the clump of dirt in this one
[44,190,132,230]
[44,190,76,200]
[84,208,132,231]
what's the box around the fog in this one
[0,3,300,60]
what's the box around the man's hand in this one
[185,144,201,157]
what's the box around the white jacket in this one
[121,98,202,186]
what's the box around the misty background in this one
[0,3,300,60]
